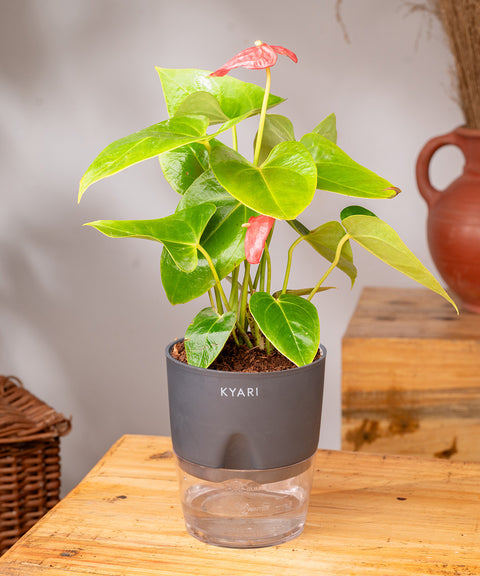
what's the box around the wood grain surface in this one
[342,287,480,460]
[1,434,479,575]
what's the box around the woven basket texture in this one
[0,375,71,555]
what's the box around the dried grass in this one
[409,0,480,128]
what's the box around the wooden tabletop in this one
[1,435,479,575]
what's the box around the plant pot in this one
[416,126,480,313]
[165,340,326,548]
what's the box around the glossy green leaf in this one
[312,113,337,143]
[79,115,209,200]
[300,133,400,199]
[84,203,216,273]
[157,68,284,124]
[249,292,320,367]
[304,221,357,285]
[185,308,236,368]
[211,141,317,220]
[159,142,210,194]
[161,170,255,304]
[174,92,229,125]
[341,206,458,311]
[254,114,295,165]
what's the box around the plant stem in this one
[214,286,224,314]
[208,289,216,310]
[201,139,212,154]
[259,254,266,292]
[247,308,262,349]
[197,245,230,311]
[252,264,261,291]
[253,67,272,167]
[264,243,272,294]
[281,235,305,294]
[232,126,238,151]
[307,234,351,301]
[235,321,252,348]
[229,265,240,312]
[287,218,310,236]
[239,261,251,329]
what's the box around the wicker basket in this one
[0,375,71,555]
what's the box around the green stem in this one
[214,286,224,315]
[235,321,252,348]
[229,265,240,312]
[264,243,272,294]
[197,245,230,311]
[231,327,240,347]
[281,235,305,294]
[253,264,261,291]
[232,126,238,151]
[247,309,262,349]
[259,254,266,293]
[287,218,310,236]
[253,67,272,167]
[201,139,212,154]
[208,289,216,310]
[239,261,251,330]
[307,234,351,301]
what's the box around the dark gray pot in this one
[166,340,326,472]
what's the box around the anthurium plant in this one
[79,41,457,369]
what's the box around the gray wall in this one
[1,0,463,494]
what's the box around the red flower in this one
[210,41,297,77]
[243,215,275,264]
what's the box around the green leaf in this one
[79,115,209,200]
[304,221,357,285]
[160,171,255,303]
[174,92,230,125]
[157,68,284,124]
[210,141,317,220]
[300,133,400,199]
[340,206,458,311]
[185,308,236,368]
[249,292,320,367]
[312,113,337,143]
[254,114,295,165]
[84,203,216,273]
[159,142,210,194]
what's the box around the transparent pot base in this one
[176,455,315,548]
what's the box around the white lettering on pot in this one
[220,386,259,398]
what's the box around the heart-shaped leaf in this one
[157,68,284,123]
[161,171,255,303]
[174,91,230,125]
[300,132,400,199]
[312,113,337,143]
[185,308,236,368]
[254,114,295,165]
[249,292,320,366]
[341,206,458,310]
[211,141,317,220]
[159,142,210,194]
[304,221,357,285]
[84,203,216,273]
[79,115,209,200]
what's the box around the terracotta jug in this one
[416,126,480,313]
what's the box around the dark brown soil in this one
[170,337,313,373]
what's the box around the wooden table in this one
[1,435,479,575]
[342,286,480,460]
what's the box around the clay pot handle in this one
[416,130,460,208]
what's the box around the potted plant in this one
[79,41,456,548]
